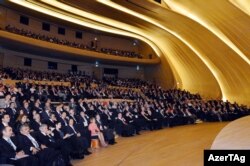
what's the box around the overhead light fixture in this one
[95,61,99,67]
[136,65,140,71]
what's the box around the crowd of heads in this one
[5,25,143,59]
[0,67,249,165]
[100,48,142,58]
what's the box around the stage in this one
[74,122,228,166]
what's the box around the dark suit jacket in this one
[33,106,43,114]
[59,118,68,129]
[23,108,31,116]
[17,134,41,155]
[43,119,56,128]
[69,115,78,124]
[41,111,50,121]
[5,107,17,120]
[0,123,5,131]
[53,129,64,141]
[54,111,61,121]
[0,137,19,159]
[0,137,38,166]
[35,132,55,148]
[77,116,89,128]
[30,120,41,132]
[64,125,78,135]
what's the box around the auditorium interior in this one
[0,0,249,166]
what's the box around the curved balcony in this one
[0,30,160,65]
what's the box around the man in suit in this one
[22,101,32,118]
[54,105,63,121]
[0,126,38,166]
[30,113,42,132]
[43,113,57,129]
[36,124,72,166]
[77,111,91,146]
[41,109,51,122]
[5,102,17,125]
[0,113,11,131]
[64,118,91,155]
[77,111,90,133]
[18,123,62,166]
[53,121,84,159]
[68,109,78,124]
[76,99,87,113]
[96,114,116,145]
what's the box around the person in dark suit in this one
[141,109,154,130]
[64,118,91,155]
[33,101,43,114]
[76,99,87,113]
[124,111,140,135]
[18,124,62,166]
[96,114,116,145]
[43,113,57,129]
[53,121,84,160]
[115,113,135,137]
[164,107,178,127]
[5,102,18,125]
[30,113,42,132]
[77,111,91,145]
[59,111,69,129]
[22,101,32,119]
[41,109,51,122]
[131,107,146,130]
[151,108,164,130]
[0,126,38,166]
[36,124,72,166]
[184,108,197,124]
[101,108,115,129]
[54,105,63,121]
[0,113,12,131]
[68,109,78,124]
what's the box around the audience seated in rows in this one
[0,67,249,165]
[5,25,143,59]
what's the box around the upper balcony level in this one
[0,4,160,65]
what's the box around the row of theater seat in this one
[0,67,249,165]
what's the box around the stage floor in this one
[74,122,228,166]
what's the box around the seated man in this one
[96,114,116,145]
[0,126,38,166]
[0,113,12,131]
[64,118,91,155]
[53,121,84,159]
[17,124,63,166]
[35,124,72,166]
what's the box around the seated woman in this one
[88,117,107,147]
[14,114,31,134]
